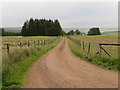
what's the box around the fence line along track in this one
[68,36,119,58]
[4,38,58,54]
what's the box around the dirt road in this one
[23,38,118,88]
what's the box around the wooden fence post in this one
[44,40,45,46]
[7,44,9,54]
[38,41,40,45]
[88,43,91,54]
[99,45,102,59]
[34,41,36,47]
[83,41,85,51]
[28,41,30,48]
[20,42,22,48]
[41,40,43,46]
[37,41,40,49]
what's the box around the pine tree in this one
[21,18,63,36]
[54,20,62,36]
[28,18,35,36]
[21,21,28,36]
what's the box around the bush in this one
[87,28,101,35]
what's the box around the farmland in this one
[2,34,119,88]
[2,36,56,52]
[68,33,119,70]
[1,2,119,88]
[70,33,119,57]
[2,36,60,88]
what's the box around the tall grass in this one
[2,38,61,88]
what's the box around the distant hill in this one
[2,27,119,35]
[100,28,118,34]
[63,28,118,34]
[102,31,120,34]
[63,28,88,32]
[3,27,21,33]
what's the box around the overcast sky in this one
[1,2,118,28]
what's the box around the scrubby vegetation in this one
[2,36,60,88]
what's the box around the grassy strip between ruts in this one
[2,38,61,89]
[68,39,119,71]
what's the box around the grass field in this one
[2,36,56,52]
[70,33,119,58]
[68,33,119,70]
[2,36,56,45]
[2,36,60,88]
[2,34,119,88]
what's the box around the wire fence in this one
[3,38,58,54]
[68,36,120,58]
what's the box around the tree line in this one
[65,30,84,35]
[1,27,101,36]
[21,18,62,36]
[65,28,101,36]
[1,17,101,36]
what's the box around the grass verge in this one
[2,38,61,88]
[68,39,119,71]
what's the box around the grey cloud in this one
[2,2,117,28]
